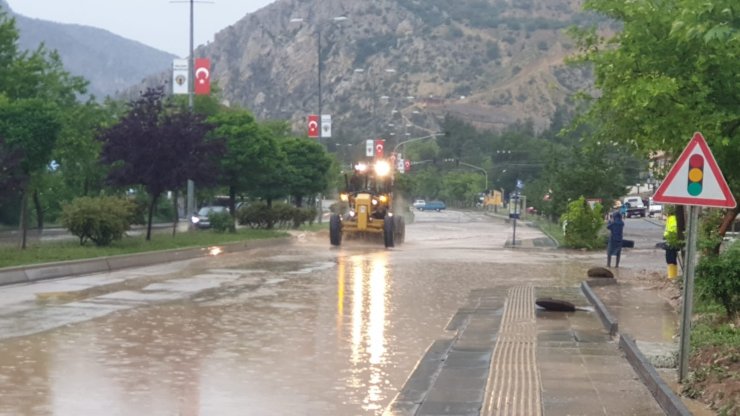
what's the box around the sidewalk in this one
[385,283,674,416]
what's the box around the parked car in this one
[191,206,228,229]
[412,199,426,209]
[418,200,446,212]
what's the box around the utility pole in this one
[186,0,195,219]
[171,0,212,220]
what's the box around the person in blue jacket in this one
[607,212,624,268]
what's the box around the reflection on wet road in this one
[0,211,669,415]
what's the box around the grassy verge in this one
[0,228,290,269]
[682,302,740,414]
[530,216,565,247]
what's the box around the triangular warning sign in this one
[653,132,736,208]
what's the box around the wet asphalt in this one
[0,211,695,415]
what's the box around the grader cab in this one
[329,159,405,248]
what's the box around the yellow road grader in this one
[329,159,405,248]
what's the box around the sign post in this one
[652,132,736,382]
[509,192,521,246]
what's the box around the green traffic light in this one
[688,181,702,196]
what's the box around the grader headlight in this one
[340,193,349,202]
[374,160,391,177]
[355,162,369,173]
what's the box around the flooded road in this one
[0,211,668,415]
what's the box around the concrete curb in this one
[0,237,291,287]
[620,335,693,416]
[580,281,618,336]
[582,280,692,416]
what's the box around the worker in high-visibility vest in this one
[664,214,679,279]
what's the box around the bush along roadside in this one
[682,237,740,414]
[559,196,604,249]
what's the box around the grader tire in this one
[329,214,342,246]
[383,216,395,248]
[393,216,405,244]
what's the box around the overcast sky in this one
[7,0,276,57]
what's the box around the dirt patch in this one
[685,346,740,415]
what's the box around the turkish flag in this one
[194,58,211,95]
[307,115,319,138]
[374,139,385,158]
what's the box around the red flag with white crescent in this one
[194,58,211,95]
[307,115,319,138]
[374,139,385,159]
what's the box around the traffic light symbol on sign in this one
[687,154,704,196]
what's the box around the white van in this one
[622,196,647,218]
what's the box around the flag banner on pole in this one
[374,139,385,159]
[172,59,189,95]
[321,114,332,138]
[194,58,211,95]
[366,140,374,157]
[308,115,319,138]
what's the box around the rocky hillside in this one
[1,1,176,99]
[199,0,599,138]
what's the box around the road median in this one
[0,237,291,287]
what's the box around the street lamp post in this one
[290,15,347,224]
[171,0,212,220]
[392,132,444,154]
[290,15,347,144]
[459,161,488,191]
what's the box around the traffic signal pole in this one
[678,205,699,381]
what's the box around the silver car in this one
[191,206,228,229]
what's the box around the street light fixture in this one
[289,15,348,141]
[459,161,489,191]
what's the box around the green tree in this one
[280,138,332,208]
[0,11,88,247]
[538,142,632,219]
[569,0,740,246]
[209,109,284,230]
[44,100,112,223]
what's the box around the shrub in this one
[208,211,233,233]
[293,207,317,228]
[698,209,725,255]
[237,202,318,229]
[271,202,296,228]
[237,202,272,229]
[559,197,603,249]
[696,240,740,319]
[61,196,136,246]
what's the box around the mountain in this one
[2,0,599,136]
[1,1,177,99]
[197,0,598,138]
